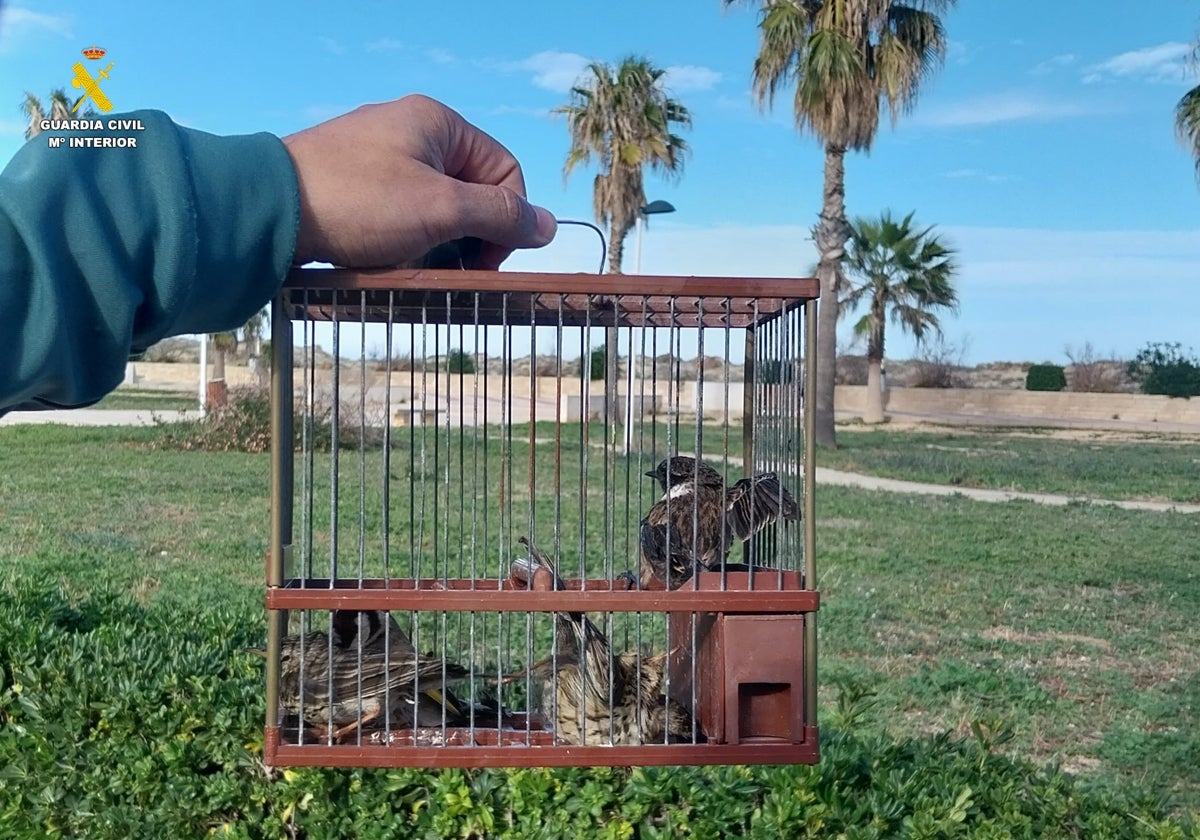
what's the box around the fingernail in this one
[532,206,557,246]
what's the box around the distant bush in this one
[1127,342,1200,398]
[150,386,273,452]
[0,588,1195,839]
[911,336,969,388]
[580,346,606,381]
[149,386,388,453]
[1065,342,1123,393]
[446,349,475,375]
[1026,364,1067,392]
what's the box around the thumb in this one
[451,182,557,268]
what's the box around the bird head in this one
[647,456,721,490]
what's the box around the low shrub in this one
[1026,364,1067,392]
[150,386,273,453]
[1127,342,1200,398]
[446,349,476,375]
[149,387,390,453]
[0,584,1196,838]
[581,346,606,381]
[910,337,970,388]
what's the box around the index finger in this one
[443,114,530,200]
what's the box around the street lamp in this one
[634,200,675,274]
[626,200,676,453]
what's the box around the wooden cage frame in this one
[264,267,820,768]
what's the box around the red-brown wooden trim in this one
[284,268,819,301]
[264,725,821,768]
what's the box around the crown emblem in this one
[82,45,106,60]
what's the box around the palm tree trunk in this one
[814,144,848,447]
[864,358,884,424]
[864,293,886,424]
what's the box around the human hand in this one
[282,95,557,271]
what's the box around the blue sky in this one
[2,0,1198,365]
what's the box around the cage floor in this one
[265,725,821,768]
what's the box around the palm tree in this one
[1176,41,1200,181]
[841,210,957,423]
[724,0,956,446]
[558,57,691,273]
[21,89,93,140]
[558,56,691,425]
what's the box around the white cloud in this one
[662,65,723,93]
[426,47,456,65]
[1082,42,1192,84]
[0,7,73,42]
[511,50,591,92]
[947,39,974,66]
[1030,53,1077,76]
[941,168,1009,184]
[318,36,345,55]
[916,93,1098,127]
[366,37,405,53]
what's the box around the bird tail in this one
[512,535,566,591]
[726,472,801,542]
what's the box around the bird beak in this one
[246,648,267,658]
[644,470,657,479]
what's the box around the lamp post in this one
[625,200,676,454]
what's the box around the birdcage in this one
[263,261,820,768]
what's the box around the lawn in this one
[91,387,198,411]
[0,421,1197,834]
[818,425,1200,503]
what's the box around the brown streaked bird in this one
[330,609,514,730]
[622,455,801,590]
[269,610,471,740]
[512,536,701,746]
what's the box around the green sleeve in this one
[0,109,299,413]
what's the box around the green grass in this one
[91,388,197,411]
[1,422,1198,823]
[818,426,1200,503]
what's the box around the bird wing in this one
[638,512,700,587]
[725,472,800,542]
[331,609,417,657]
[517,535,617,703]
[309,648,470,705]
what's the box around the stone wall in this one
[836,385,1200,428]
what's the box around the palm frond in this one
[1176,84,1200,184]
[842,209,958,361]
[736,0,956,150]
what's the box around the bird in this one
[269,610,472,741]
[623,455,801,590]
[511,536,701,746]
[329,609,514,730]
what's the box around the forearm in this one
[0,110,298,413]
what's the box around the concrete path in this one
[817,466,1200,514]
[0,408,202,427]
